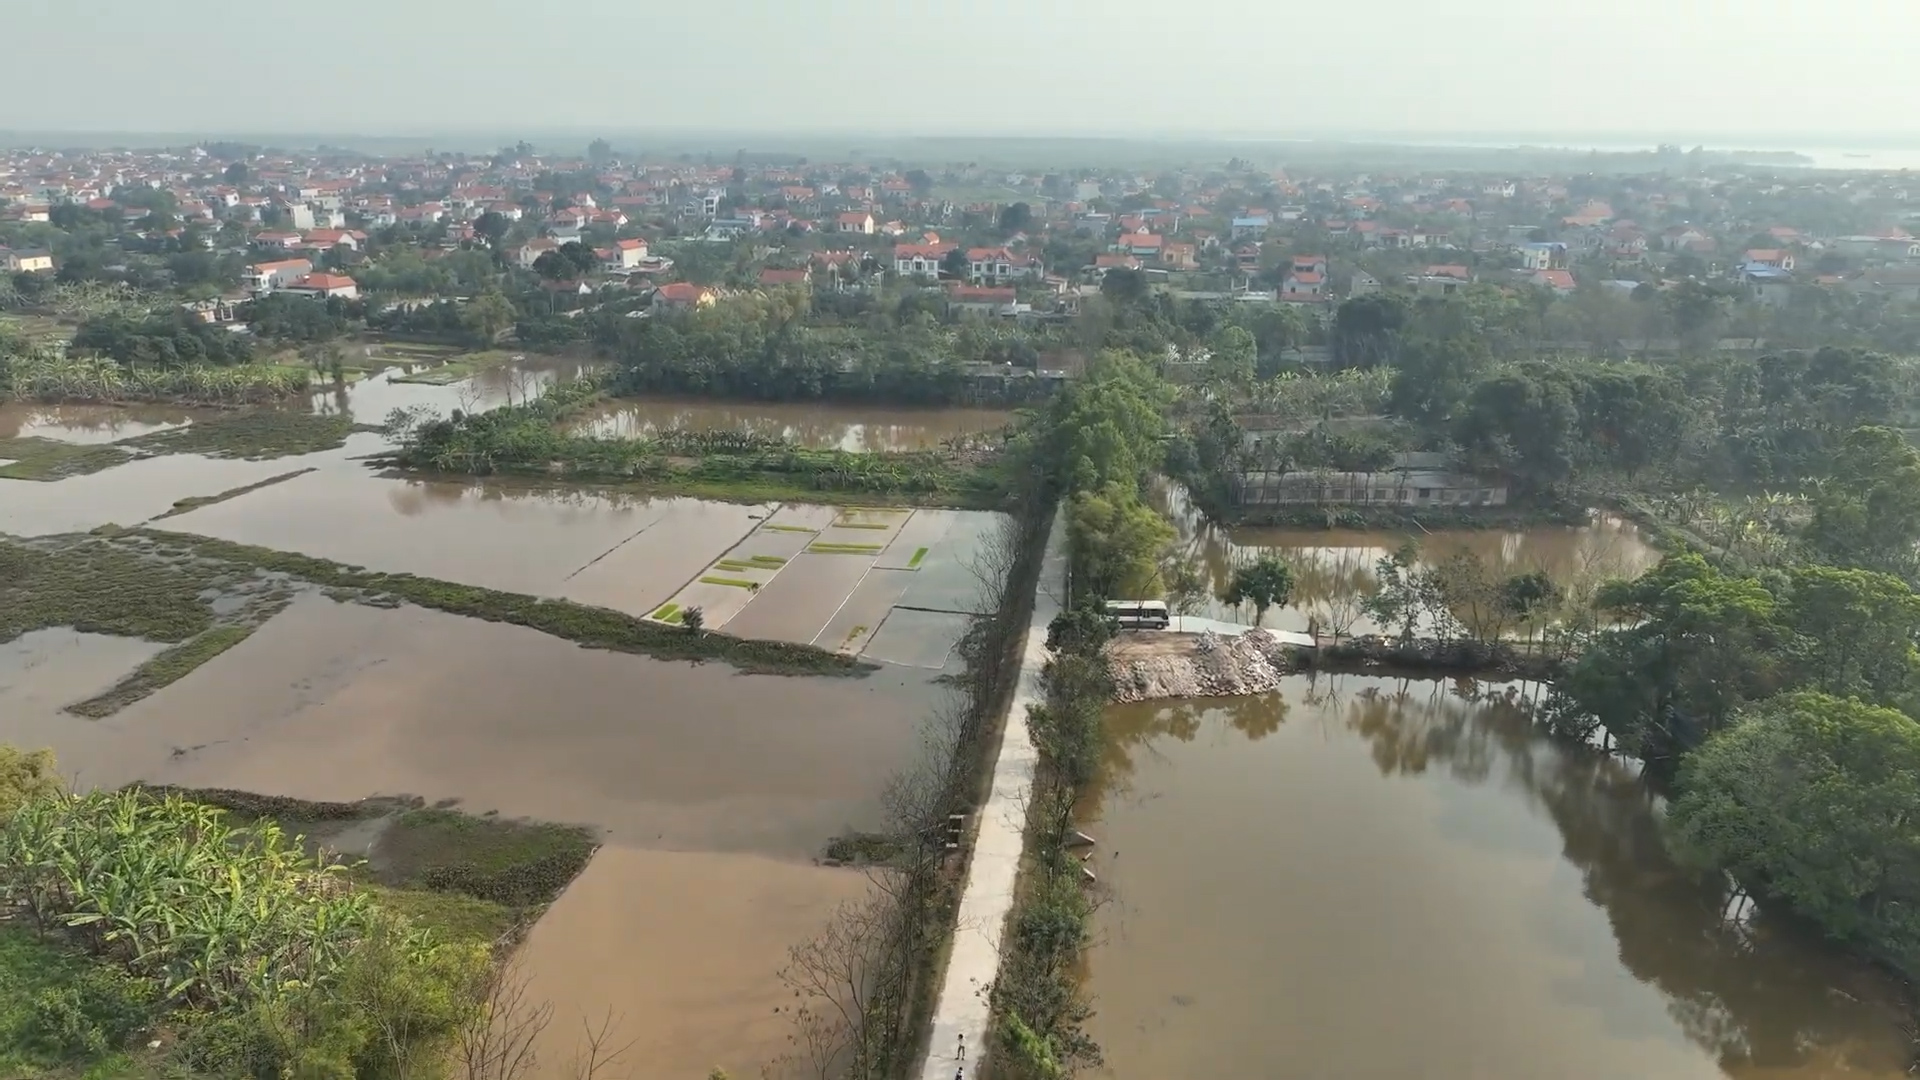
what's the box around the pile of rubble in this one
[1109,630,1300,703]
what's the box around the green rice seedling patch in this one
[908,546,931,568]
[700,575,758,589]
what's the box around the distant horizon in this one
[3,126,1918,154]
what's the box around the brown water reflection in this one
[307,356,599,423]
[156,470,767,613]
[7,595,942,854]
[570,395,1010,451]
[0,402,214,443]
[1085,677,1910,1080]
[518,845,872,1080]
[1160,483,1661,633]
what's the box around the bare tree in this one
[456,955,554,1080]
[566,1009,636,1080]
[776,883,911,1080]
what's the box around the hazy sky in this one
[9,0,1919,142]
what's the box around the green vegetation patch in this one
[0,436,130,481]
[67,624,264,718]
[0,535,293,717]
[713,559,763,572]
[373,807,599,909]
[832,521,894,530]
[809,542,884,555]
[129,529,868,677]
[121,410,353,460]
[908,546,930,568]
[764,524,819,533]
[700,575,758,589]
[748,554,788,565]
[0,537,221,643]
[0,924,161,1078]
[150,467,315,520]
[649,601,681,621]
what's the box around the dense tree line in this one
[69,308,255,367]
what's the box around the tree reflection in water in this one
[1094,675,1911,1076]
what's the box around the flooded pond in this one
[1161,484,1662,633]
[1082,677,1911,1080]
[307,354,596,423]
[570,395,1010,451]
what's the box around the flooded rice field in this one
[1083,677,1911,1080]
[0,593,967,1078]
[570,394,1009,450]
[0,401,215,443]
[1,361,1012,1078]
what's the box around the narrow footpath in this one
[918,510,1067,1080]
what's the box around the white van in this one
[1104,600,1170,630]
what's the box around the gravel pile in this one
[1109,630,1299,703]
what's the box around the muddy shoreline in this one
[1107,630,1561,703]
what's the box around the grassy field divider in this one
[67,624,264,718]
[128,528,866,677]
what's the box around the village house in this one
[243,257,314,295]
[946,284,1021,317]
[0,246,54,273]
[893,241,954,278]
[652,282,718,311]
[280,272,358,300]
[758,267,812,288]
[966,246,1040,284]
[514,238,560,270]
[603,237,650,271]
[1744,248,1796,271]
[301,228,367,253]
[1519,241,1567,271]
[836,211,876,234]
[1160,242,1198,271]
[252,230,304,251]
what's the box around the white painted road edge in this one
[917,509,1067,1080]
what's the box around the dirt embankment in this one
[1107,630,1302,703]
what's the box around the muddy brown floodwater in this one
[1082,676,1912,1080]
[569,395,1011,451]
[0,595,962,1078]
